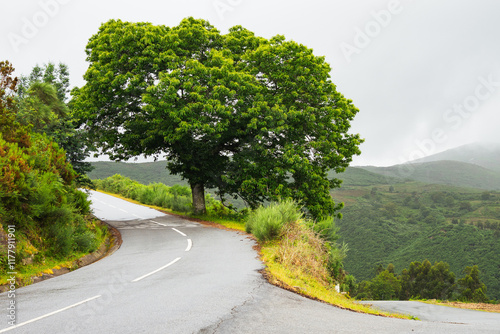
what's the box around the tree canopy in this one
[15,63,93,180]
[73,18,362,217]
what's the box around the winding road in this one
[1,190,499,333]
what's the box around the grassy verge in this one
[0,219,111,287]
[261,245,412,319]
[94,189,413,319]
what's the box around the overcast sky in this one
[2,0,500,166]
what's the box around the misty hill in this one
[90,161,403,191]
[411,142,500,172]
[88,161,186,186]
[329,166,402,187]
[361,160,500,191]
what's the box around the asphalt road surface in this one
[1,190,499,333]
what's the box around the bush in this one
[74,230,98,253]
[245,199,302,242]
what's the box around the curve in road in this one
[1,190,499,333]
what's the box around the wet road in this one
[1,190,499,333]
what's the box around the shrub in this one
[74,230,98,253]
[245,199,302,242]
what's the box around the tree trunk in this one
[191,183,206,215]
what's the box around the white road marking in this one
[132,213,145,219]
[151,220,167,227]
[132,257,182,282]
[119,208,128,213]
[109,204,117,209]
[172,228,187,237]
[185,239,192,252]
[0,295,101,333]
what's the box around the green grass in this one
[0,219,110,286]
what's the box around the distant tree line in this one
[351,261,491,303]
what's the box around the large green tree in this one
[73,18,362,217]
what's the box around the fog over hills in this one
[361,160,500,191]
[358,142,500,191]
[410,142,500,172]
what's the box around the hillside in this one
[361,160,500,191]
[331,177,500,300]
[88,161,186,186]
[411,142,500,172]
[329,167,402,187]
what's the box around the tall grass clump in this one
[245,200,398,316]
[247,199,348,286]
[245,199,302,242]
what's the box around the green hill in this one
[361,160,500,191]
[88,161,186,186]
[330,166,402,187]
[332,179,500,300]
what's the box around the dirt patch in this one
[429,300,500,313]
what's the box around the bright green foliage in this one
[245,200,302,242]
[73,18,362,218]
[15,63,93,179]
[458,265,489,302]
[245,199,348,284]
[0,61,97,263]
[17,62,70,102]
[363,270,401,300]
[94,174,202,213]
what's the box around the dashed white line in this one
[0,295,101,333]
[132,213,145,219]
[151,220,167,227]
[172,228,187,237]
[132,257,182,282]
[185,239,192,252]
